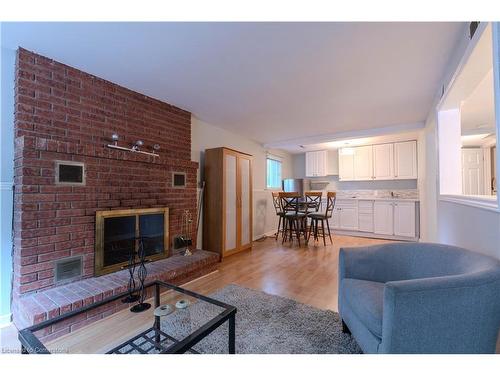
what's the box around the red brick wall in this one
[13,48,198,297]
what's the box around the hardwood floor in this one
[1,235,387,353]
[185,234,390,312]
[2,234,499,353]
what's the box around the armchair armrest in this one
[379,270,500,353]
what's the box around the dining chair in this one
[278,192,308,246]
[308,191,336,246]
[304,191,322,213]
[271,191,285,240]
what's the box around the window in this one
[266,157,282,189]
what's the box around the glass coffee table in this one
[18,280,236,354]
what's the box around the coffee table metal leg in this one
[228,313,235,354]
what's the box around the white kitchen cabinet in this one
[394,141,417,179]
[331,198,418,239]
[393,201,416,237]
[305,150,328,177]
[330,200,358,230]
[339,206,358,231]
[353,146,373,180]
[373,143,394,180]
[331,207,340,229]
[337,141,417,181]
[338,149,355,181]
[327,149,339,175]
[373,201,394,235]
[358,200,374,232]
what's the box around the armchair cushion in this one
[341,278,384,339]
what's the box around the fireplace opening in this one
[95,208,169,276]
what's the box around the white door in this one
[338,149,355,181]
[462,148,484,195]
[393,202,416,237]
[394,141,417,179]
[224,153,237,252]
[373,201,394,235]
[339,206,358,231]
[353,146,373,180]
[239,156,252,248]
[373,143,394,180]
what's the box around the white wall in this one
[420,22,500,259]
[191,117,293,244]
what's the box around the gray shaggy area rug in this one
[121,284,362,354]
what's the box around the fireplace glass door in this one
[95,208,169,276]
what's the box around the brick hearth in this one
[13,249,219,340]
[11,47,214,335]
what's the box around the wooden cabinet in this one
[305,150,328,177]
[203,147,252,258]
[373,143,394,180]
[338,141,417,181]
[393,201,416,237]
[373,201,394,235]
[353,146,373,180]
[394,141,417,179]
[338,149,355,181]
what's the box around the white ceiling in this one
[1,22,465,145]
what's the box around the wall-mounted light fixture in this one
[107,134,160,157]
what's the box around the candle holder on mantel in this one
[130,237,151,313]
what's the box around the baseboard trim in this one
[253,230,277,241]
[332,230,418,242]
[0,313,12,328]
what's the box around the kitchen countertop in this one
[331,196,420,202]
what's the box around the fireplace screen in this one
[95,208,169,276]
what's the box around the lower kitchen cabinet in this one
[373,201,394,235]
[358,200,374,232]
[331,200,358,231]
[329,198,418,240]
[393,201,416,237]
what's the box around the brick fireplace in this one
[11,48,218,336]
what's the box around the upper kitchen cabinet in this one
[327,149,339,175]
[394,141,417,179]
[338,140,417,181]
[338,148,355,181]
[353,146,373,180]
[373,143,394,180]
[305,150,329,177]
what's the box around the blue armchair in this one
[338,242,500,353]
